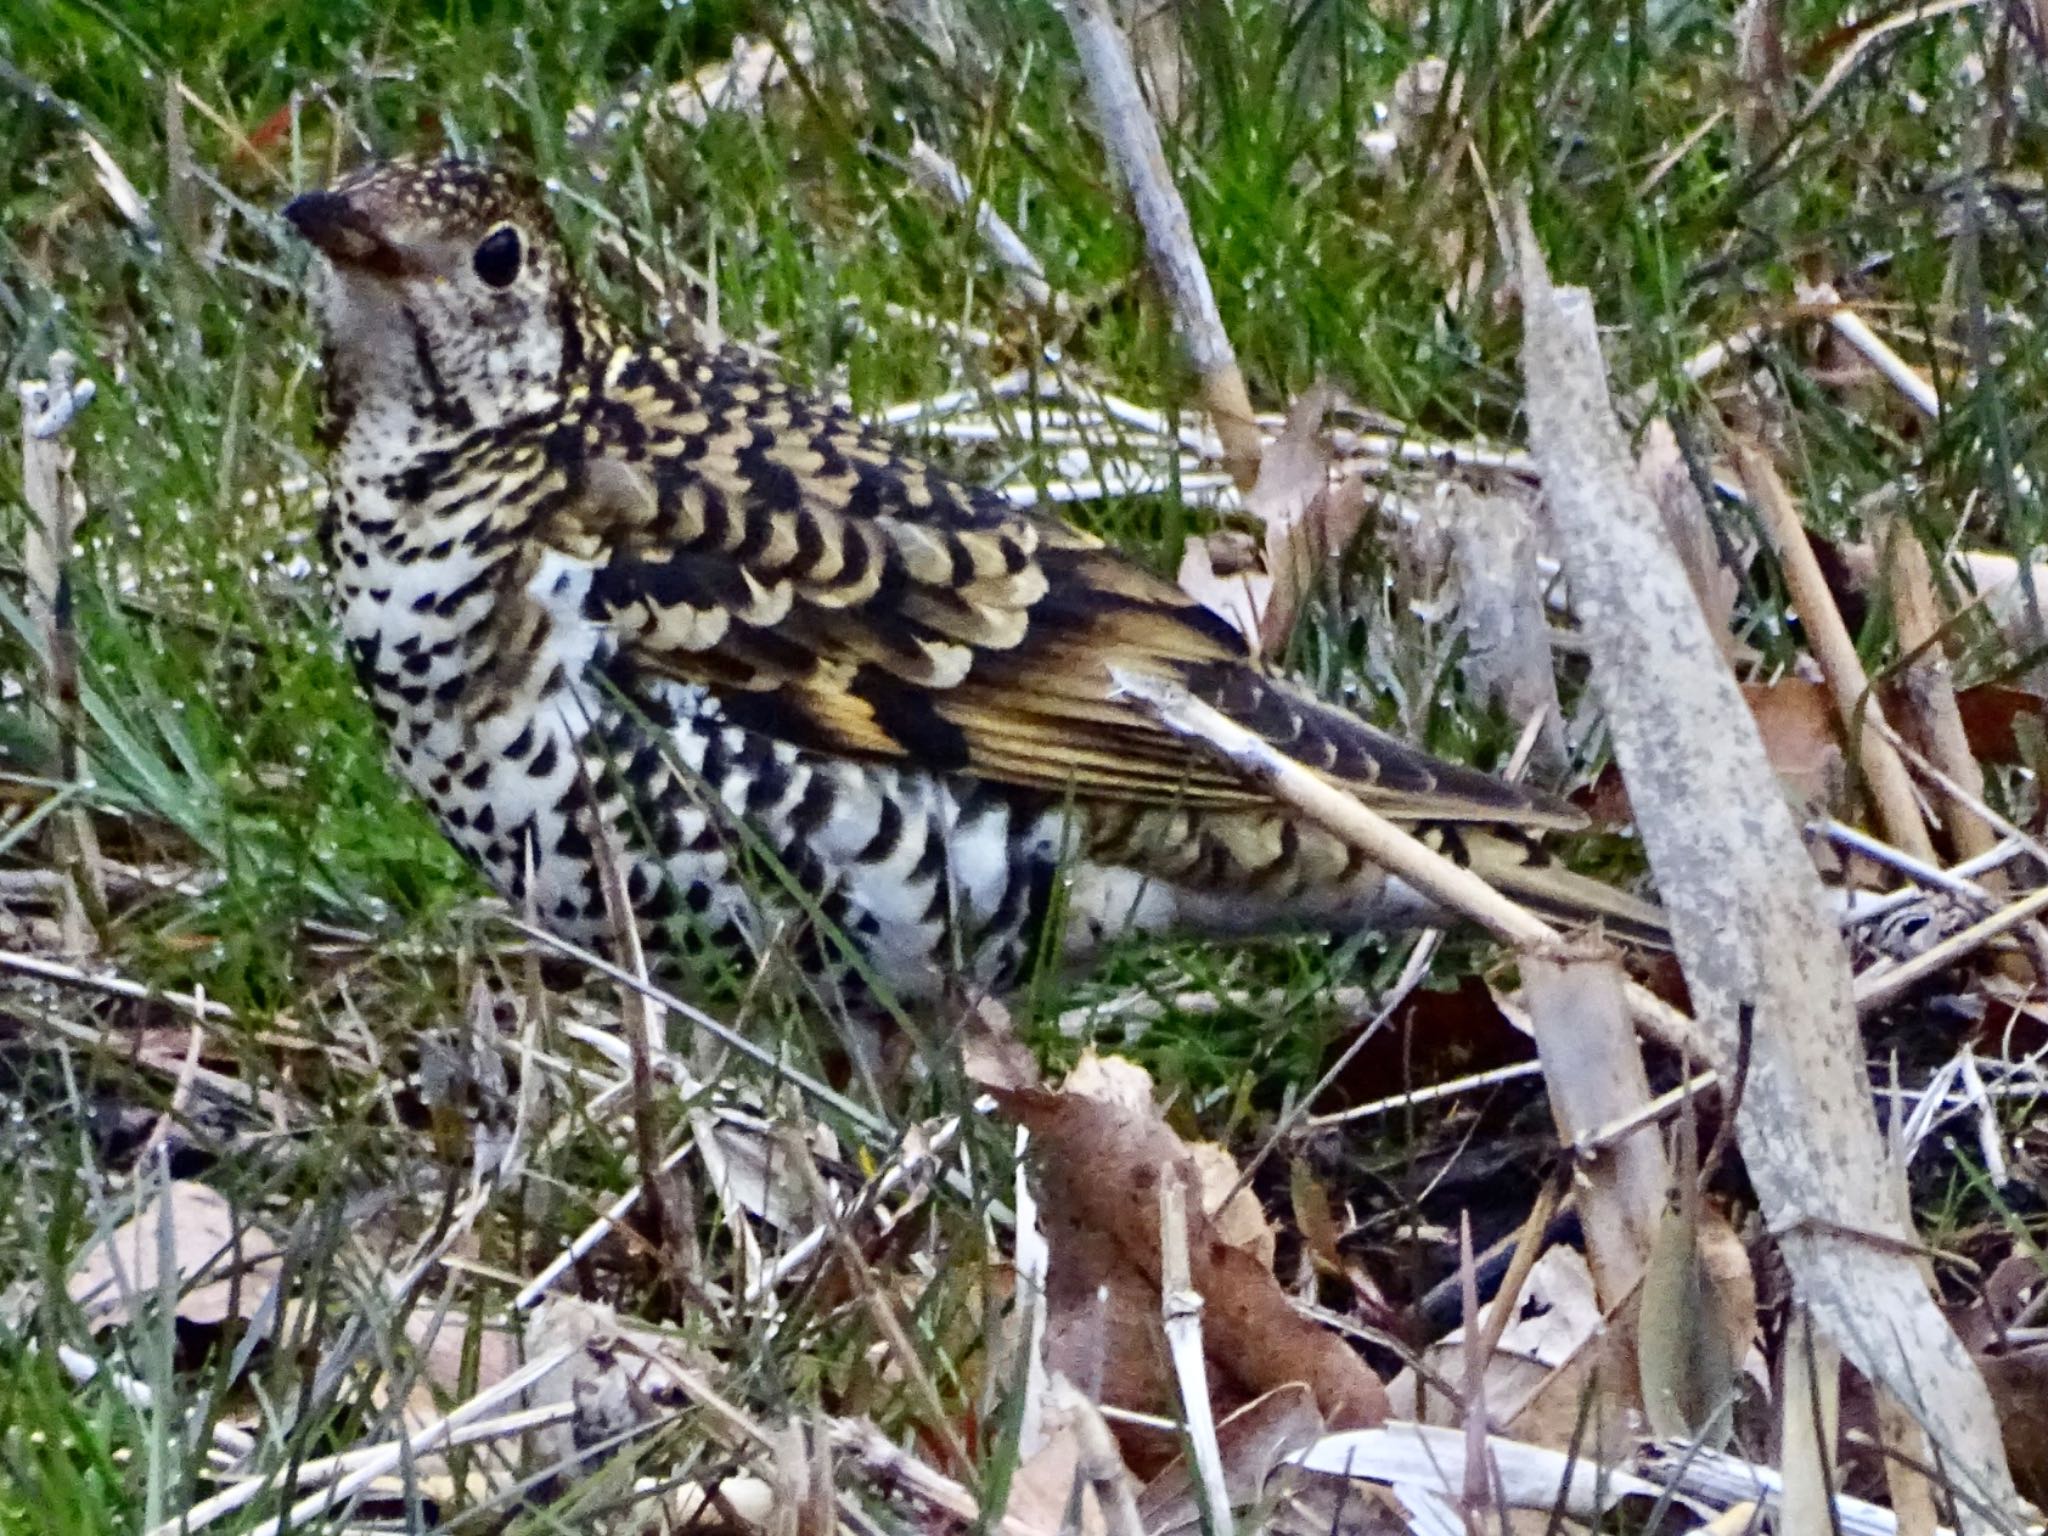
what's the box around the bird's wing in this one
[543,351,1576,829]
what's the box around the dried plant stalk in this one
[1738,445,1938,865]
[1511,202,2022,1529]
[1521,941,1667,1311]
[905,136,1058,312]
[1884,521,2003,869]
[1062,0,1261,485]
[20,352,106,949]
[1158,1178,1233,1534]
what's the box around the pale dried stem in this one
[1107,673,1552,947]
[1521,943,1668,1315]
[1815,821,2000,907]
[1854,883,2048,1014]
[905,137,1058,312]
[0,946,238,1022]
[1779,1307,1843,1536]
[19,353,105,948]
[742,1115,960,1305]
[589,816,689,1286]
[1512,201,2021,1528]
[1738,443,1938,865]
[1575,1068,1720,1157]
[1458,1216,1489,1511]
[501,915,890,1138]
[513,1131,701,1311]
[1838,835,2027,929]
[1105,666,1708,1058]
[1061,1382,1149,1536]
[56,1343,257,1463]
[830,1417,1047,1536]
[195,1346,577,1536]
[1870,717,2048,871]
[1011,1128,1052,1459]
[1307,1058,1543,1128]
[1877,1386,1944,1536]
[1801,284,1940,418]
[1061,0,1261,485]
[180,1404,572,1532]
[1883,523,2004,869]
[1157,1178,1232,1535]
[1467,1176,1564,1374]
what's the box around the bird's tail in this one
[1459,828,1668,946]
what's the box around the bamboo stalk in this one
[1738,444,1938,865]
[1883,522,2003,869]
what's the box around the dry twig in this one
[1157,1178,1232,1534]
[1061,0,1261,484]
[904,137,1059,312]
[19,351,105,949]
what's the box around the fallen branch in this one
[1511,199,2022,1529]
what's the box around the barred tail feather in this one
[1460,830,1668,946]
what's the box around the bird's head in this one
[285,159,592,442]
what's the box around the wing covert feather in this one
[552,348,1576,830]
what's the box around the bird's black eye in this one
[472,225,523,288]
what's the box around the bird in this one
[284,158,1660,1012]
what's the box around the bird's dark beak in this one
[283,190,414,277]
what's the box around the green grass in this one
[4,0,2047,1528]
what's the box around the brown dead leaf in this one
[994,1054,1386,1467]
[1289,1160,1347,1278]
[1248,387,1335,657]
[1980,1344,2048,1507]
[1188,1142,1275,1269]
[1255,392,1368,656]
[1741,679,1850,814]
[68,1179,281,1331]
[1592,673,2043,829]
[1177,531,1270,652]
[1952,684,2048,765]
[1006,1419,1099,1536]
[1177,389,1367,659]
[960,994,1043,1092]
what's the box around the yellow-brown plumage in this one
[287,158,1658,1007]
